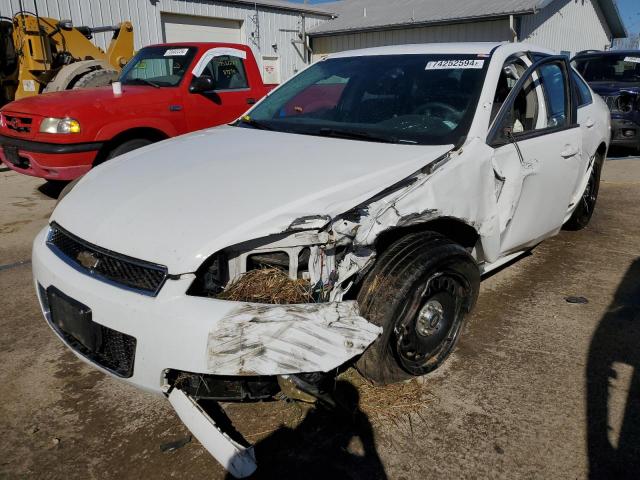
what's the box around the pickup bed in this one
[0,42,272,180]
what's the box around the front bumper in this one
[0,134,102,180]
[32,227,380,394]
[610,118,640,149]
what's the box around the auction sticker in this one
[426,59,485,70]
[164,48,189,56]
[624,56,640,64]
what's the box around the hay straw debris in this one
[217,268,313,304]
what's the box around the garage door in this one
[161,13,242,43]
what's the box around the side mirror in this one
[189,75,215,94]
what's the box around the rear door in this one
[569,70,599,210]
[489,56,583,256]
[184,49,255,132]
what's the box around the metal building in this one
[309,0,627,59]
[0,0,334,83]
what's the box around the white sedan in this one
[32,42,610,477]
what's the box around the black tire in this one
[356,232,480,385]
[564,153,604,231]
[105,138,153,161]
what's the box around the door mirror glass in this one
[189,75,215,94]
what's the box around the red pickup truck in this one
[0,42,272,180]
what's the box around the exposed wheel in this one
[564,152,603,231]
[356,232,480,385]
[72,68,119,90]
[104,138,153,161]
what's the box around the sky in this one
[290,0,640,36]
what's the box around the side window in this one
[538,63,568,128]
[203,55,249,90]
[571,71,592,108]
[491,58,528,125]
[494,63,541,135]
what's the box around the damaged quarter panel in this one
[342,137,501,260]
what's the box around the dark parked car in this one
[573,50,640,152]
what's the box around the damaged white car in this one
[33,42,609,477]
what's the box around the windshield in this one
[240,54,489,145]
[119,46,197,87]
[573,54,640,83]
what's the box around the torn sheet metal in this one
[168,388,256,478]
[332,138,502,263]
[207,301,382,375]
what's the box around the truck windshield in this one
[573,54,640,83]
[120,46,197,87]
[239,54,489,145]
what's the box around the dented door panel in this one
[494,127,582,254]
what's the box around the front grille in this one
[4,114,33,133]
[47,222,168,296]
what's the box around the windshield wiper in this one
[318,127,405,144]
[236,116,274,131]
[126,78,161,88]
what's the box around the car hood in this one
[52,126,453,274]
[2,85,170,117]
[589,82,640,97]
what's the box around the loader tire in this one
[72,68,119,90]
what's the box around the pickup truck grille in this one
[4,114,33,133]
[47,222,169,296]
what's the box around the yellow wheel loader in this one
[0,9,133,106]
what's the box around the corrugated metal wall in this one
[520,0,612,55]
[311,19,512,59]
[0,0,329,80]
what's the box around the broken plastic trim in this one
[168,388,257,478]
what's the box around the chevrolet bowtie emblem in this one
[77,251,100,269]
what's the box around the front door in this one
[185,50,255,132]
[489,56,583,256]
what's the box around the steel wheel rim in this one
[395,274,464,374]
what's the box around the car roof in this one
[574,49,640,58]
[143,42,252,51]
[326,42,555,59]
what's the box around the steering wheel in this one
[415,102,461,119]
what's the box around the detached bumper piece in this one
[168,388,257,479]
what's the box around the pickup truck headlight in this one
[40,117,81,134]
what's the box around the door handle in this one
[585,118,595,128]
[561,146,579,158]
[246,98,256,105]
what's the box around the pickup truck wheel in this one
[105,138,153,161]
[356,232,480,385]
[564,153,603,231]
